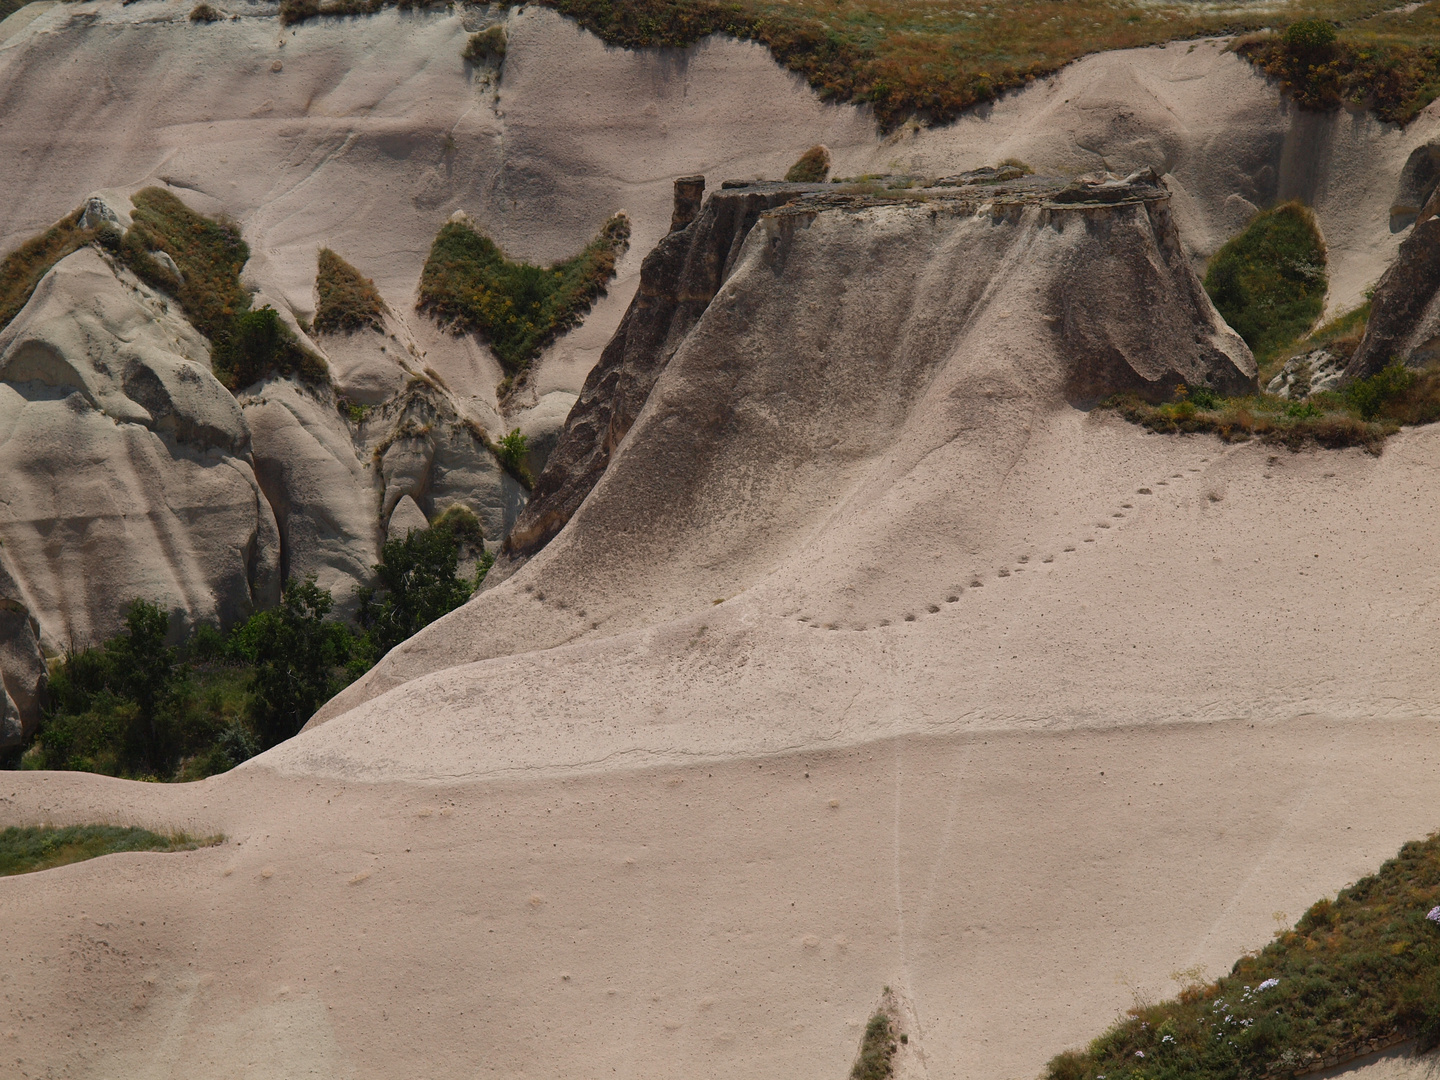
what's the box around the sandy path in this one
[5,715,1440,1079]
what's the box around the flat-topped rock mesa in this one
[315,169,1254,721]
[493,170,1253,575]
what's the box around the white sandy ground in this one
[6,713,1440,1079]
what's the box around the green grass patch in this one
[0,824,219,876]
[852,1013,897,1080]
[417,212,630,376]
[0,208,93,336]
[1046,830,1440,1080]
[314,248,386,335]
[1204,202,1327,367]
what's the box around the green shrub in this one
[463,25,507,62]
[229,577,358,749]
[1043,830,1440,1080]
[785,145,831,183]
[417,212,630,375]
[1284,19,1338,55]
[496,428,529,472]
[357,521,474,660]
[0,825,218,877]
[852,1013,896,1080]
[1204,202,1327,365]
[189,3,222,21]
[0,208,92,336]
[314,248,386,335]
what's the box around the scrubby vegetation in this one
[0,209,93,336]
[314,248,386,335]
[1109,360,1440,453]
[278,0,443,25]
[1203,202,1327,367]
[1047,830,1440,1080]
[417,212,630,375]
[852,1013,897,1080]
[1240,18,1440,126]
[0,824,219,877]
[11,517,484,779]
[785,145,831,183]
[463,24,507,63]
[109,187,327,391]
[189,3,223,22]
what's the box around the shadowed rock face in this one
[0,546,45,750]
[491,181,821,580]
[1347,187,1440,379]
[491,171,1254,579]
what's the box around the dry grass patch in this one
[314,248,386,335]
[0,209,93,336]
[112,187,327,390]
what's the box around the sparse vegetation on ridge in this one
[278,0,443,25]
[1203,201,1327,367]
[1239,18,1440,126]
[1107,360,1440,454]
[417,212,630,376]
[314,247,386,335]
[1046,830,1440,1080]
[189,3,223,22]
[109,187,328,391]
[0,825,220,877]
[785,145,831,183]
[0,209,93,336]
[529,0,1440,128]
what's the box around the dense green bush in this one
[1204,202,1327,365]
[418,213,630,375]
[357,519,477,660]
[230,577,360,749]
[852,1013,896,1080]
[1046,831,1440,1080]
[463,25,507,62]
[785,145,831,182]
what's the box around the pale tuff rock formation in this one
[510,389,579,477]
[491,178,817,579]
[385,494,429,543]
[0,246,281,652]
[315,170,1252,721]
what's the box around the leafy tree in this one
[230,577,357,749]
[357,522,474,660]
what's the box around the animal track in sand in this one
[784,459,1208,633]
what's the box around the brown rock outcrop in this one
[1346,186,1440,379]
